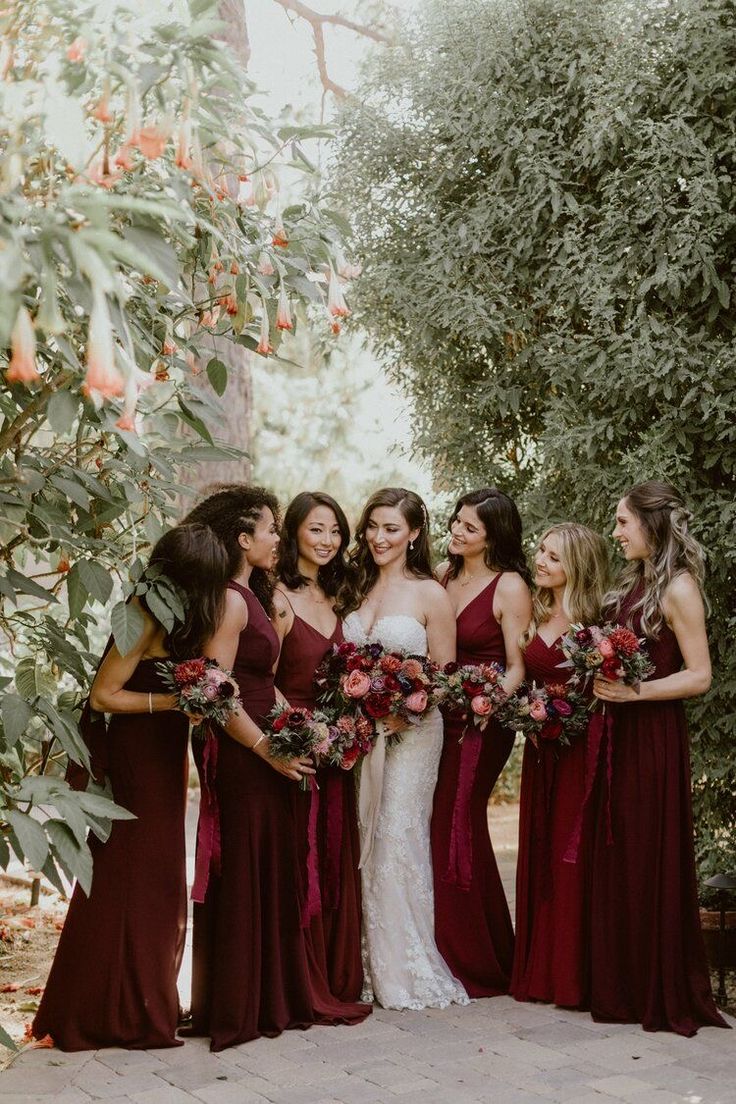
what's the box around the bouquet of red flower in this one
[498,680,589,750]
[156,657,240,733]
[436,661,507,738]
[559,623,654,690]
[314,641,441,740]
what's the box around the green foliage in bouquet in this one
[0,0,350,904]
[338,0,736,891]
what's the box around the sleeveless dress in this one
[275,609,370,1022]
[431,573,516,997]
[589,592,728,1036]
[343,612,469,1011]
[188,583,316,1050]
[33,659,189,1050]
[511,634,592,1007]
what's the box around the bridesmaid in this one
[33,523,230,1050]
[511,522,609,1008]
[182,485,320,1050]
[273,491,370,1021]
[590,481,727,1035]
[431,487,532,996]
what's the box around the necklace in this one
[458,569,493,588]
[304,579,326,605]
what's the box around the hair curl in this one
[604,480,706,637]
[521,523,610,649]
[276,491,350,598]
[446,487,532,586]
[181,484,281,615]
[337,487,432,616]
[146,523,230,659]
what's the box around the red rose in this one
[383,673,400,692]
[346,654,366,671]
[461,678,482,696]
[551,698,573,717]
[337,642,356,656]
[541,719,563,741]
[272,712,288,732]
[340,745,362,771]
[364,693,391,719]
[601,658,621,680]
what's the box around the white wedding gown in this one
[343,612,469,1011]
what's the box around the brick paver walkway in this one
[3,805,734,1103]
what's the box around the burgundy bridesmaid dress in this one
[275,610,370,1022]
[188,583,316,1050]
[33,659,189,1050]
[511,634,591,1007]
[431,573,516,996]
[589,591,727,1036]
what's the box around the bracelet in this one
[252,733,266,751]
[148,692,153,715]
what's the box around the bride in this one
[337,487,469,1010]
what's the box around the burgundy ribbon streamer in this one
[444,727,483,891]
[191,727,221,904]
[323,771,343,911]
[563,705,614,865]
[302,775,322,927]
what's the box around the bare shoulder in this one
[664,572,704,614]
[223,585,249,628]
[417,575,454,611]
[497,571,531,600]
[434,560,450,582]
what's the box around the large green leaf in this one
[5,809,49,872]
[1,694,32,743]
[15,658,57,701]
[111,600,145,657]
[46,820,93,896]
[77,560,114,605]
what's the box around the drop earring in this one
[409,539,415,552]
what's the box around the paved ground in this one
[3,805,735,1103]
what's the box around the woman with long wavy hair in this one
[511,522,609,1008]
[589,481,727,1035]
[181,485,323,1050]
[273,491,370,1022]
[34,524,230,1051]
[337,487,468,1010]
[430,487,532,997]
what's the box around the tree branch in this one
[272,0,392,99]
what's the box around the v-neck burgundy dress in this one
[511,633,592,1008]
[33,658,189,1050]
[275,608,370,1022]
[589,593,727,1036]
[188,583,316,1050]
[430,573,516,997]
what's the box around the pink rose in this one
[405,689,428,714]
[552,699,573,717]
[206,667,228,684]
[529,699,548,721]
[343,669,371,698]
[470,694,492,717]
[598,638,615,658]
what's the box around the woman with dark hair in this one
[273,492,369,1020]
[33,524,230,1051]
[511,523,610,1008]
[431,487,532,997]
[337,488,468,1010]
[589,481,727,1035]
[180,485,330,1050]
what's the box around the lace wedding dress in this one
[343,612,469,1011]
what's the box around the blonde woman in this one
[511,522,609,1010]
[589,481,727,1035]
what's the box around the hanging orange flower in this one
[6,307,41,384]
[82,295,124,400]
[257,304,273,355]
[328,268,350,318]
[66,37,86,63]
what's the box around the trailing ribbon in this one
[324,770,344,911]
[191,726,221,904]
[358,725,387,870]
[444,727,483,891]
[302,774,322,926]
[563,704,614,865]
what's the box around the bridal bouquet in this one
[499,680,589,750]
[436,661,507,738]
[559,623,654,690]
[314,641,441,740]
[156,657,240,733]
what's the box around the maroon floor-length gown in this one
[33,659,189,1050]
[431,573,516,997]
[511,634,592,1007]
[188,582,322,1050]
[590,591,728,1036]
[275,609,370,1021]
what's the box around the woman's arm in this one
[424,581,457,669]
[594,573,711,704]
[494,573,532,697]
[205,589,313,782]
[271,586,295,644]
[89,602,177,714]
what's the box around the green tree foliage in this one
[337,0,736,886]
[0,0,350,904]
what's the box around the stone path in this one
[3,804,734,1103]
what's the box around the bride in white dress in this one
[339,488,469,1010]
